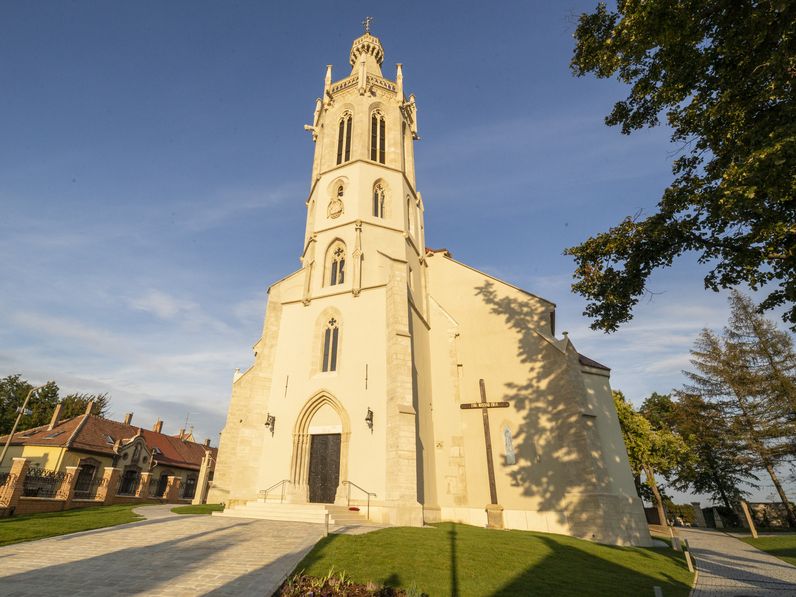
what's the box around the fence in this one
[1,458,202,518]
[22,468,70,499]
[74,476,107,500]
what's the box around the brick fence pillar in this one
[164,475,181,503]
[62,466,79,509]
[97,467,122,505]
[0,457,29,515]
[136,472,151,499]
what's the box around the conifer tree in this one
[685,326,796,526]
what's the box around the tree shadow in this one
[287,522,690,596]
[473,281,647,545]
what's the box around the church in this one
[208,27,651,546]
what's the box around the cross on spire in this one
[362,16,373,34]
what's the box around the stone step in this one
[213,501,375,525]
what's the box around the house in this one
[0,403,215,501]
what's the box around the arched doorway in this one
[290,391,350,504]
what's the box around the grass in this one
[0,504,143,546]
[741,534,796,567]
[171,503,224,515]
[294,523,694,596]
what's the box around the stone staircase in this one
[212,501,378,528]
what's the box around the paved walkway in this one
[681,528,796,596]
[0,505,325,596]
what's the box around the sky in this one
[1,2,791,503]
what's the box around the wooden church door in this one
[308,433,341,503]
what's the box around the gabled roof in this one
[0,415,216,470]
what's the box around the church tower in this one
[210,24,652,546]
[209,24,427,525]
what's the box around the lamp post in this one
[0,384,47,468]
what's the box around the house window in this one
[322,318,340,372]
[373,183,385,218]
[336,112,353,164]
[371,111,386,163]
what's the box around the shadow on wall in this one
[474,281,639,543]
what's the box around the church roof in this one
[578,353,611,371]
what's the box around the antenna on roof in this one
[183,412,191,431]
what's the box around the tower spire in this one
[362,16,373,34]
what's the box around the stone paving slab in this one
[0,505,324,596]
[681,528,796,596]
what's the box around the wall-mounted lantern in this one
[365,407,374,430]
[265,413,276,434]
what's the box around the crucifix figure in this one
[362,16,373,34]
[460,378,509,528]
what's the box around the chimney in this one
[123,413,133,425]
[48,403,63,431]
[153,419,163,434]
[84,400,95,415]
[204,438,211,447]
[178,428,185,440]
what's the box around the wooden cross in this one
[362,16,373,34]
[460,379,509,505]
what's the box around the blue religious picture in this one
[503,425,516,465]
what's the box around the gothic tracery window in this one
[322,318,339,372]
[370,110,386,164]
[373,183,385,218]
[337,111,353,165]
[326,241,346,286]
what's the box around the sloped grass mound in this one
[293,522,693,597]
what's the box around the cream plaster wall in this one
[210,32,649,544]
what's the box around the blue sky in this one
[1,2,790,502]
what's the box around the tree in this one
[645,392,758,511]
[0,375,110,435]
[685,327,796,526]
[726,290,796,421]
[613,390,691,525]
[566,1,796,332]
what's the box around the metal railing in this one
[149,477,166,498]
[74,476,107,500]
[22,468,70,499]
[342,480,376,520]
[259,479,291,503]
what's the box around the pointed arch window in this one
[326,241,346,286]
[370,111,386,164]
[373,183,385,218]
[336,112,353,165]
[322,318,339,372]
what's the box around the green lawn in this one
[742,534,796,566]
[294,523,694,597]
[171,503,224,515]
[0,504,143,546]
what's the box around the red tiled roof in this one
[0,415,216,470]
